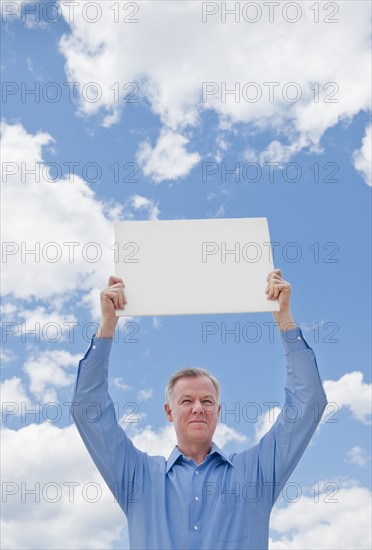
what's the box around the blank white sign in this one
[114,217,280,316]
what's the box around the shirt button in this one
[194,496,199,501]
[297,337,301,340]
[92,345,97,349]
[193,525,198,531]
[195,470,199,475]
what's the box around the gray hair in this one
[165,367,220,405]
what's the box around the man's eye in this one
[182,400,191,404]
[204,400,213,404]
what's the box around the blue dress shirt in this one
[71,327,327,549]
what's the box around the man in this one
[71,269,328,549]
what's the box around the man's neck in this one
[177,442,213,465]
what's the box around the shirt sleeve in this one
[70,335,146,515]
[256,327,328,506]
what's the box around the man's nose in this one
[192,400,203,413]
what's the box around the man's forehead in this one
[173,375,217,395]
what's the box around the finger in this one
[267,281,288,299]
[265,274,284,293]
[267,280,276,299]
[268,273,282,283]
[109,282,125,290]
[108,275,124,287]
[108,282,127,307]
[102,287,125,308]
[268,273,283,283]
[112,288,126,309]
[105,290,121,309]
[266,268,282,281]
[119,288,127,309]
[272,282,287,298]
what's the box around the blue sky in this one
[1,1,371,549]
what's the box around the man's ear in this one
[164,402,173,422]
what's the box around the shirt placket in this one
[189,464,204,549]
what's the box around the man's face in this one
[164,375,221,449]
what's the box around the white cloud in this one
[127,194,160,220]
[121,411,148,426]
[79,287,103,321]
[1,423,127,549]
[3,420,370,550]
[253,371,371,442]
[1,1,33,20]
[0,348,17,365]
[210,204,226,218]
[254,406,282,443]
[258,139,307,168]
[137,389,154,401]
[345,446,371,468]
[0,419,246,549]
[127,421,247,458]
[1,121,121,301]
[214,135,229,163]
[136,130,201,183]
[270,482,371,549]
[22,349,81,403]
[0,376,31,415]
[323,371,371,425]
[214,422,247,448]
[112,377,131,392]
[1,304,78,343]
[26,56,43,81]
[130,423,177,456]
[58,1,370,174]
[353,123,372,186]
[1,302,16,316]
[152,316,162,330]
[1,122,161,322]
[243,147,259,163]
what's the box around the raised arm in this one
[265,268,296,332]
[258,269,328,504]
[71,276,146,514]
[96,275,126,338]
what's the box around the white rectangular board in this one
[114,217,280,316]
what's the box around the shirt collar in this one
[166,441,234,473]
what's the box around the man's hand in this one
[96,276,127,339]
[266,269,297,332]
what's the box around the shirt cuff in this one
[84,334,114,361]
[280,327,310,354]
